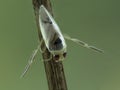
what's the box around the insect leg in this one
[41,55,52,62]
[39,39,46,53]
[64,34,104,53]
[20,44,40,78]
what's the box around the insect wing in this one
[39,5,66,52]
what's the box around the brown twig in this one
[32,0,68,90]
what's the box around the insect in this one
[39,5,67,61]
[21,5,103,77]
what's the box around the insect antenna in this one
[20,45,40,78]
[64,34,104,53]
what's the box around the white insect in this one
[39,5,67,61]
[21,5,103,77]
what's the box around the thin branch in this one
[32,0,68,90]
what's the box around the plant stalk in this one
[32,0,68,90]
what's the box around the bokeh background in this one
[0,0,120,90]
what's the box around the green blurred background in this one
[0,0,120,90]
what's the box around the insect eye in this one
[63,52,67,58]
[54,55,60,61]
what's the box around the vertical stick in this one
[32,0,68,90]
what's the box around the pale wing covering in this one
[39,5,66,52]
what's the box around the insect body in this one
[39,5,67,61]
[21,5,103,77]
